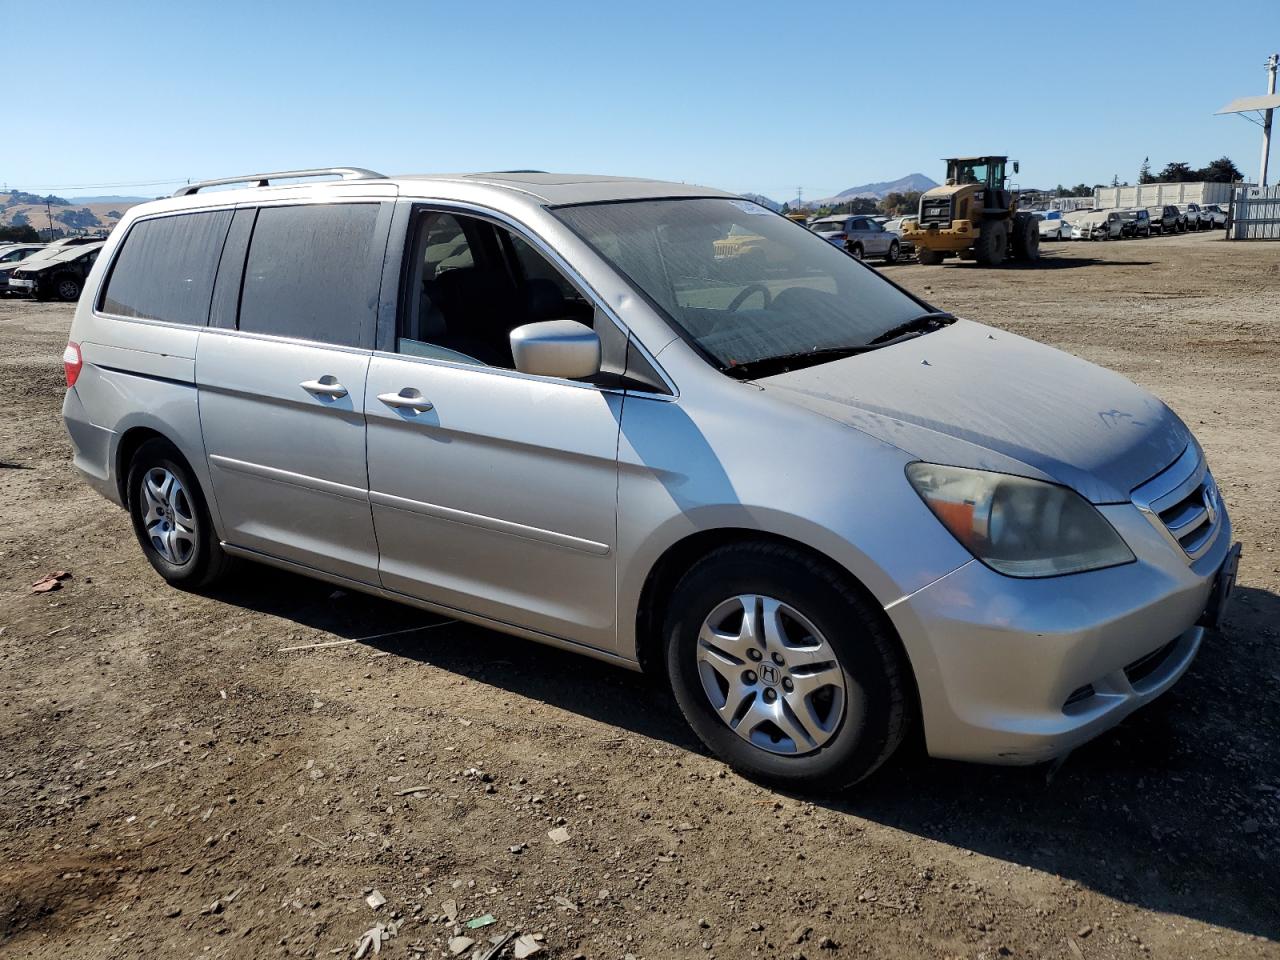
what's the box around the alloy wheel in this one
[140,467,197,565]
[695,594,847,755]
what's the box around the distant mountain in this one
[66,195,151,204]
[823,173,938,204]
[739,192,782,212]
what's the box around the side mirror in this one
[1013,161,1020,174]
[509,320,601,380]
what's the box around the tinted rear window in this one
[101,211,233,325]
[238,203,383,348]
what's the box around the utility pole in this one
[1260,53,1278,187]
[796,185,802,209]
[45,199,54,240]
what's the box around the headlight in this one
[906,463,1134,577]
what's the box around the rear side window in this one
[238,203,383,348]
[101,210,233,325]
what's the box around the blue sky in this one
[6,0,1279,200]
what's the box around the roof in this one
[24,242,103,266]
[1216,93,1280,114]
[391,172,735,205]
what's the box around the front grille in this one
[920,198,952,226]
[1131,444,1221,561]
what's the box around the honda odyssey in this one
[61,168,1239,790]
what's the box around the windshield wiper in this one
[722,312,956,380]
[724,345,877,380]
[865,311,955,346]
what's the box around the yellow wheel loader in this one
[903,156,1039,266]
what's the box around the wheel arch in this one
[633,528,919,708]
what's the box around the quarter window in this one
[238,203,383,348]
[101,210,233,325]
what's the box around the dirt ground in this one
[1,231,1277,960]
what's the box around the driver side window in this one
[399,211,595,369]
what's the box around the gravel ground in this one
[1,230,1277,959]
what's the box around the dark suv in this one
[1148,205,1182,235]
[8,242,103,301]
[1118,209,1151,238]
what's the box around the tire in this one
[883,240,899,264]
[848,243,864,261]
[55,275,81,302]
[127,438,232,589]
[663,542,911,792]
[916,247,944,265]
[974,220,1008,265]
[1012,214,1040,262]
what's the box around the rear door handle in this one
[378,388,434,412]
[300,376,348,399]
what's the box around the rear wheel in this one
[916,247,944,265]
[847,242,864,261]
[974,220,1008,265]
[127,438,232,588]
[1012,214,1040,262]
[663,542,911,792]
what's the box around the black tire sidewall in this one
[886,240,899,262]
[127,439,216,587]
[663,546,905,790]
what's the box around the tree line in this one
[1138,156,1243,185]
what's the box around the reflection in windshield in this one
[553,198,925,373]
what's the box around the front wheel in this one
[916,247,944,265]
[883,240,899,263]
[127,438,232,588]
[56,276,82,301]
[663,543,912,792]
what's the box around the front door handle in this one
[300,376,348,399]
[378,388,434,413]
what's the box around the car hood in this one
[760,319,1190,504]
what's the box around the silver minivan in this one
[62,168,1239,791]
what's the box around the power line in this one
[4,177,194,192]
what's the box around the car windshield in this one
[553,198,929,374]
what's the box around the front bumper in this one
[903,221,975,252]
[8,277,35,292]
[887,499,1235,764]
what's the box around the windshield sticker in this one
[728,200,770,216]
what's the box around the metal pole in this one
[1261,53,1278,187]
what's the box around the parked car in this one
[1076,210,1124,240]
[881,215,916,255]
[809,215,901,263]
[1177,203,1210,231]
[1147,205,1181,235]
[1035,210,1071,240]
[8,242,103,300]
[0,243,46,294]
[62,168,1238,791]
[1118,209,1152,238]
[1202,204,1228,228]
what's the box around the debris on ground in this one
[546,827,570,845]
[512,933,544,958]
[365,890,387,910]
[354,921,400,959]
[447,935,474,955]
[465,913,496,929]
[441,898,458,922]
[30,571,70,593]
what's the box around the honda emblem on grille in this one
[1203,476,1219,525]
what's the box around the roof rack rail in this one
[172,167,386,197]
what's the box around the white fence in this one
[1229,185,1280,239]
[1093,181,1251,210]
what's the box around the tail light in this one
[63,341,83,388]
[833,233,847,241]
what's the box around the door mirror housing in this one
[1013,160,1020,174]
[510,320,601,380]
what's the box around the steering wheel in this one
[727,284,772,312]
